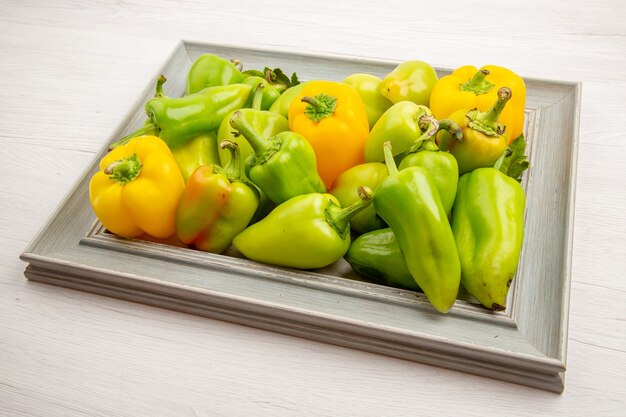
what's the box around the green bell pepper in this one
[171,133,220,183]
[397,121,462,214]
[329,162,388,234]
[374,142,461,313]
[233,187,373,269]
[186,53,245,95]
[364,101,439,162]
[242,76,281,110]
[175,140,259,254]
[110,76,252,150]
[268,83,306,118]
[344,228,419,291]
[451,167,525,311]
[228,110,326,205]
[342,73,393,129]
[379,60,438,106]
[217,85,289,171]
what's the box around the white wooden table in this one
[1,1,625,415]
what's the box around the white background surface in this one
[2,0,625,415]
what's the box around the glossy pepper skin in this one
[268,83,306,118]
[344,228,419,292]
[171,133,220,183]
[374,142,461,313]
[397,124,461,215]
[364,101,438,162]
[451,168,526,311]
[217,85,289,171]
[233,187,373,269]
[288,80,369,189]
[379,60,438,106]
[229,110,326,205]
[342,73,393,129]
[242,76,281,110]
[89,135,185,239]
[175,141,259,254]
[430,65,526,143]
[110,76,252,151]
[437,87,512,175]
[329,162,388,234]
[186,53,245,95]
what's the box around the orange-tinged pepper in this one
[429,65,526,143]
[89,135,185,238]
[288,81,369,189]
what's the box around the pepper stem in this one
[383,141,399,175]
[467,87,512,136]
[251,83,265,111]
[108,121,157,151]
[155,75,167,98]
[326,186,374,236]
[301,94,337,122]
[104,154,142,184]
[460,69,494,95]
[219,140,241,180]
[230,59,243,72]
[229,111,271,154]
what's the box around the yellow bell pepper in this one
[288,80,369,190]
[429,65,526,143]
[89,135,185,238]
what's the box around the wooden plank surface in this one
[1,0,625,415]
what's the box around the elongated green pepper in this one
[344,228,418,291]
[233,187,373,269]
[397,121,461,214]
[374,142,461,313]
[228,110,326,205]
[175,140,259,254]
[242,76,281,110]
[451,167,525,310]
[110,76,252,150]
[217,85,289,171]
[186,53,245,95]
[268,83,306,118]
[364,101,438,162]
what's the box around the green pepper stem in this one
[251,83,265,111]
[155,75,167,98]
[326,186,374,236]
[460,69,495,95]
[383,141,399,175]
[104,153,142,184]
[230,59,243,72]
[108,121,157,151]
[219,140,241,180]
[229,111,271,154]
[437,119,463,142]
[301,94,337,122]
[467,87,512,136]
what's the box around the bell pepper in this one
[344,228,419,292]
[379,60,438,106]
[329,162,388,234]
[110,75,252,150]
[217,85,289,172]
[374,142,461,313]
[175,140,259,254]
[186,53,245,95]
[397,121,462,214]
[89,135,185,239]
[233,187,373,269]
[171,133,220,183]
[288,80,369,189]
[451,167,526,310]
[268,83,306,118]
[342,73,393,129]
[364,101,438,162]
[229,110,326,205]
[242,76,281,110]
[437,87,512,175]
[430,65,526,143]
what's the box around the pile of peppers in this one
[89,52,530,314]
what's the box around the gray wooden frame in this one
[20,41,581,393]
